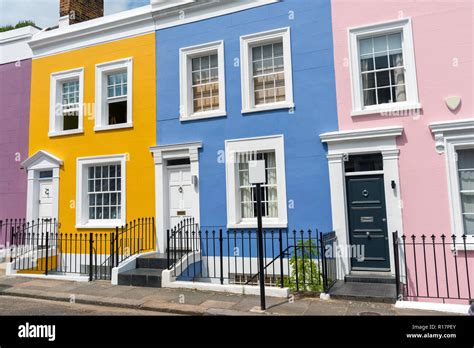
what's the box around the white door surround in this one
[320,126,404,279]
[150,142,202,253]
[22,150,63,222]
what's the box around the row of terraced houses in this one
[0,0,472,312]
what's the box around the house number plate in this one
[360,216,374,223]
[177,211,186,216]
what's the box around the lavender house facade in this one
[0,26,40,246]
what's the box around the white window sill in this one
[451,237,474,251]
[76,220,124,229]
[227,221,288,229]
[94,123,133,132]
[242,102,294,114]
[48,129,84,138]
[351,102,422,117]
[180,110,227,122]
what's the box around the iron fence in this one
[393,232,473,303]
[167,220,337,293]
[9,217,155,281]
[0,219,26,249]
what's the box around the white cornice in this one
[429,119,474,134]
[22,150,63,169]
[28,0,278,58]
[29,6,154,58]
[429,119,474,154]
[152,0,278,30]
[0,26,41,64]
[0,26,40,43]
[150,141,203,154]
[320,126,404,144]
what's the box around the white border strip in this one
[395,300,470,315]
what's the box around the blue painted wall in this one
[155,0,338,232]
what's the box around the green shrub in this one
[284,239,323,292]
[0,20,36,33]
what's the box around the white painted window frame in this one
[49,68,84,137]
[240,27,294,114]
[348,18,420,117]
[76,154,127,229]
[430,119,474,247]
[225,135,287,229]
[95,58,133,131]
[179,40,226,121]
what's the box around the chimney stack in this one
[59,0,104,27]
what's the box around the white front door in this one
[39,180,53,221]
[168,165,194,229]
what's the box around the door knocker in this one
[178,186,183,193]
[362,189,369,197]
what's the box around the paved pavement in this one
[0,295,177,316]
[0,274,453,316]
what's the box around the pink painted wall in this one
[331,0,473,303]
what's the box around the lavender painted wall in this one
[0,59,31,231]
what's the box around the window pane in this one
[461,193,474,213]
[238,151,278,219]
[273,42,283,57]
[361,73,375,89]
[360,56,374,72]
[377,87,391,104]
[191,53,220,114]
[108,100,127,125]
[210,54,218,68]
[388,33,402,50]
[373,35,387,53]
[87,164,122,221]
[376,70,390,87]
[192,57,200,71]
[359,33,406,107]
[262,44,272,59]
[463,214,474,235]
[359,38,373,55]
[374,54,389,69]
[345,153,383,172]
[458,149,474,170]
[201,56,209,69]
[251,42,285,106]
[390,69,405,85]
[389,51,403,67]
[392,85,406,102]
[363,89,376,106]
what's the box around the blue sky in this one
[0,0,150,28]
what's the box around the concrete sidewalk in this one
[0,275,449,316]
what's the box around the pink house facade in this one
[321,0,473,307]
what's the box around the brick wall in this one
[60,0,104,25]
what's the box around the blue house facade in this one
[150,0,338,254]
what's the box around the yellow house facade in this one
[24,11,156,236]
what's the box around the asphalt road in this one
[0,296,179,316]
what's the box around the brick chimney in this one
[59,0,104,26]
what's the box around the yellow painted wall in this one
[29,33,156,233]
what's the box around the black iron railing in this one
[114,217,155,267]
[9,217,155,281]
[0,219,26,249]
[166,226,337,293]
[393,232,473,303]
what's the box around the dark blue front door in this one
[346,175,390,270]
